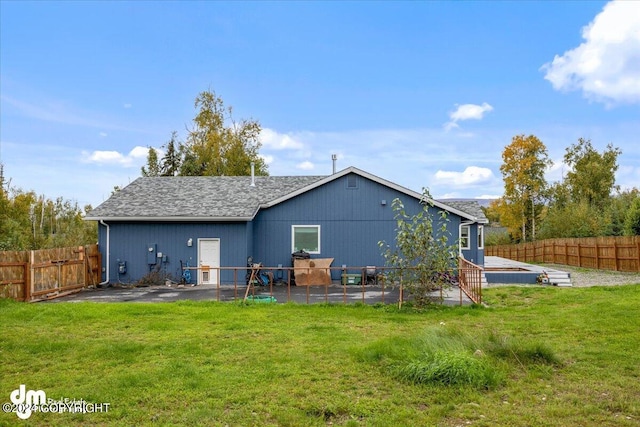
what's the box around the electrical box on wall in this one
[147,244,157,265]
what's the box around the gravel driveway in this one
[541,264,640,287]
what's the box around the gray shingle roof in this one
[86,175,325,220]
[85,167,487,223]
[438,200,488,223]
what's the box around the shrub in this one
[378,190,458,308]
[624,197,640,236]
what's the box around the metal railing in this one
[458,257,483,304]
[181,265,474,306]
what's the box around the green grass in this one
[1,285,639,426]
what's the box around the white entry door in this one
[198,238,220,285]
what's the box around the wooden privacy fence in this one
[486,236,640,272]
[0,245,101,302]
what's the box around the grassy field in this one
[1,285,639,426]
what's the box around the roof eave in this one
[84,216,252,222]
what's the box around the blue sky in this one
[1,1,639,208]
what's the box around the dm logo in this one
[10,384,46,420]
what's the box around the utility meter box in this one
[147,244,157,265]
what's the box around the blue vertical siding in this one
[252,173,465,279]
[98,221,249,284]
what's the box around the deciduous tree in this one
[564,138,621,209]
[0,184,97,250]
[179,90,268,177]
[499,134,552,242]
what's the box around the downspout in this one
[99,220,110,286]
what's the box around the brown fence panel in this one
[0,245,99,301]
[85,244,102,287]
[486,236,640,272]
[0,251,29,300]
[31,246,87,298]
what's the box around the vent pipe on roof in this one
[331,154,337,174]
[250,162,255,187]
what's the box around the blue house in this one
[85,167,487,285]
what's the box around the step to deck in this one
[543,273,572,287]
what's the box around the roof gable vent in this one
[347,174,358,189]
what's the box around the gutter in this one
[99,220,110,286]
[84,216,254,222]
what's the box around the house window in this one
[460,225,470,250]
[478,225,484,250]
[292,225,321,254]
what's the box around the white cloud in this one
[616,165,640,192]
[86,150,123,163]
[444,103,493,131]
[545,160,567,183]
[296,161,315,170]
[99,132,108,137]
[82,145,152,167]
[129,146,150,159]
[541,1,640,105]
[439,192,462,199]
[123,103,132,109]
[260,128,305,150]
[260,154,274,165]
[433,166,495,186]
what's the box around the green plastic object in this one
[342,274,362,285]
[245,295,277,303]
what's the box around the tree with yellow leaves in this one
[499,134,552,242]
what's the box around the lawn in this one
[1,285,639,426]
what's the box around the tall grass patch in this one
[359,325,560,390]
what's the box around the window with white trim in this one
[478,225,484,250]
[292,225,321,254]
[460,225,470,250]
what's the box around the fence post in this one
[23,262,31,302]
[577,243,581,267]
[595,241,599,270]
[78,246,85,287]
[637,239,640,272]
[613,240,618,271]
[28,250,35,302]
